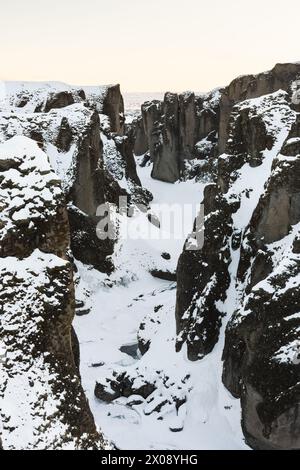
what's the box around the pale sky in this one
[0,0,299,92]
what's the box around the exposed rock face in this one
[0,81,124,135]
[68,205,114,273]
[0,81,137,448]
[222,110,300,450]
[0,103,114,272]
[0,136,69,259]
[0,81,149,449]
[129,115,148,156]
[176,184,233,359]
[0,103,104,209]
[82,84,125,134]
[2,66,300,451]
[95,366,189,421]
[218,62,300,153]
[43,90,77,112]
[174,66,300,450]
[0,137,107,449]
[175,89,297,353]
[132,89,222,182]
[102,84,125,134]
[0,82,148,272]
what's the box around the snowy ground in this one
[74,159,248,450]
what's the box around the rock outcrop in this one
[0,136,108,449]
[222,110,300,450]
[128,114,148,156]
[174,66,300,449]
[218,62,300,153]
[176,183,233,359]
[130,63,300,184]
[0,81,149,272]
[130,90,221,183]
[0,103,112,271]
[2,65,300,451]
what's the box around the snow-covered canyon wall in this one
[0,136,106,449]
[1,64,300,450]
[0,81,146,449]
[127,89,221,183]
[173,66,300,449]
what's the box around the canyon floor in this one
[74,156,248,450]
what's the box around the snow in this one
[73,89,299,450]
[80,85,108,113]
[74,156,247,450]
[0,102,95,192]
[0,136,63,240]
[224,91,296,231]
[0,250,77,450]
[123,93,164,112]
[0,80,107,114]
[195,136,214,154]
[284,312,300,321]
[273,340,300,365]
[3,82,297,449]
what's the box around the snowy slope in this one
[74,160,248,450]
[0,81,108,114]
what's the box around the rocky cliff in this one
[218,62,300,153]
[86,64,300,450]
[0,81,150,273]
[0,79,153,449]
[173,65,300,449]
[0,81,124,134]
[130,63,300,185]
[0,136,108,449]
[128,89,221,183]
[1,65,300,450]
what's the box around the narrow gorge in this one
[0,63,300,450]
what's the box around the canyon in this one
[0,64,300,450]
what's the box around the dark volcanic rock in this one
[150,268,176,282]
[102,84,125,135]
[176,184,233,359]
[102,131,153,207]
[150,92,181,183]
[68,204,114,273]
[222,112,300,450]
[175,72,300,449]
[95,372,156,402]
[114,135,142,186]
[0,136,106,449]
[0,136,70,260]
[135,89,222,183]
[83,84,125,134]
[43,90,75,112]
[132,115,149,156]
